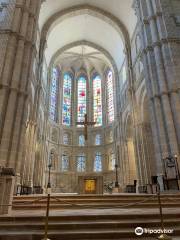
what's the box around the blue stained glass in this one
[62,73,72,126]
[79,135,85,146]
[49,68,58,121]
[94,153,102,172]
[95,134,101,145]
[77,154,86,172]
[62,154,69,171]
[63,133,69,145]
[93,75,102,126]
[107,70,115,123]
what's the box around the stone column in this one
[133,0,180,186]
[0,0,42,191]
[0,168,15,215]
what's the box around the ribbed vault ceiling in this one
[39,0,137,70]
[55,45,111,73]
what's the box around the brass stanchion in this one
[42,160,53,240]
[157,183,172,240]
[42,190,51,240]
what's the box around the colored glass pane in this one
[62,73,72,126]
[79,135,85,146]
[77,76,86,123]
[95,134,101,145]
[94,153,102,172]
[77,154,86,172]
[49,68,58,121]
[107,70,115,123]
[93,75,102,126]
[63,133,69,145]
[62,154,69,171]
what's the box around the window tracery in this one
[95,134,101,145]
[63,133,69,145]
[94,152,102,172]
[93,74,102,126]
[49,68,58,122]
[62,73,72,126]
[107,70,115,123]
[62,154,69,171]
[79,135,85,146]
[77,154,86,172]
[77,75,86,123]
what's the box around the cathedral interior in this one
[0,0,180,194]
[0,0,180,239]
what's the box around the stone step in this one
[12,194,180,211]
[0,212,179,222]
[0,218,179,231]
[12,198,180,204]
[12,203,180,211]
[1,194,179,240]
[13,193,180,201]
[0,227,178,240]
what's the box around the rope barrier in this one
[8,195,160,209]
[1,193,180,209]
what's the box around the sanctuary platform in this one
[0,193,180,239]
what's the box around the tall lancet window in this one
[49,68,58,121]
[107,70,115,123]
[62,154,69,171]
[77,76,86,123]
[77,154,86,172]
[94,152,102,172]
[79,135,85,146]
[93,75,102,126]
[62,73,72,126]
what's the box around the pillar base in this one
[146,184,153,194]
[20,186,32,195]
[112,187,120,193]
[0,170,15,215]
[138,185,147,193]
[33,186,43,194]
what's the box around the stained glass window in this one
[62,73,72,126]
[62,154,69,171]
[93,75,102,126]
[95,134,101,145]
[109,153,116,170]
[49,68,58,121]
[94,152,102,172]
[63,133,69,145]
[77,154,86,172]
[79,135,85,146]
[107,70,114,123]
[77,76,86,123]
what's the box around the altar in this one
[78,175,103,194]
